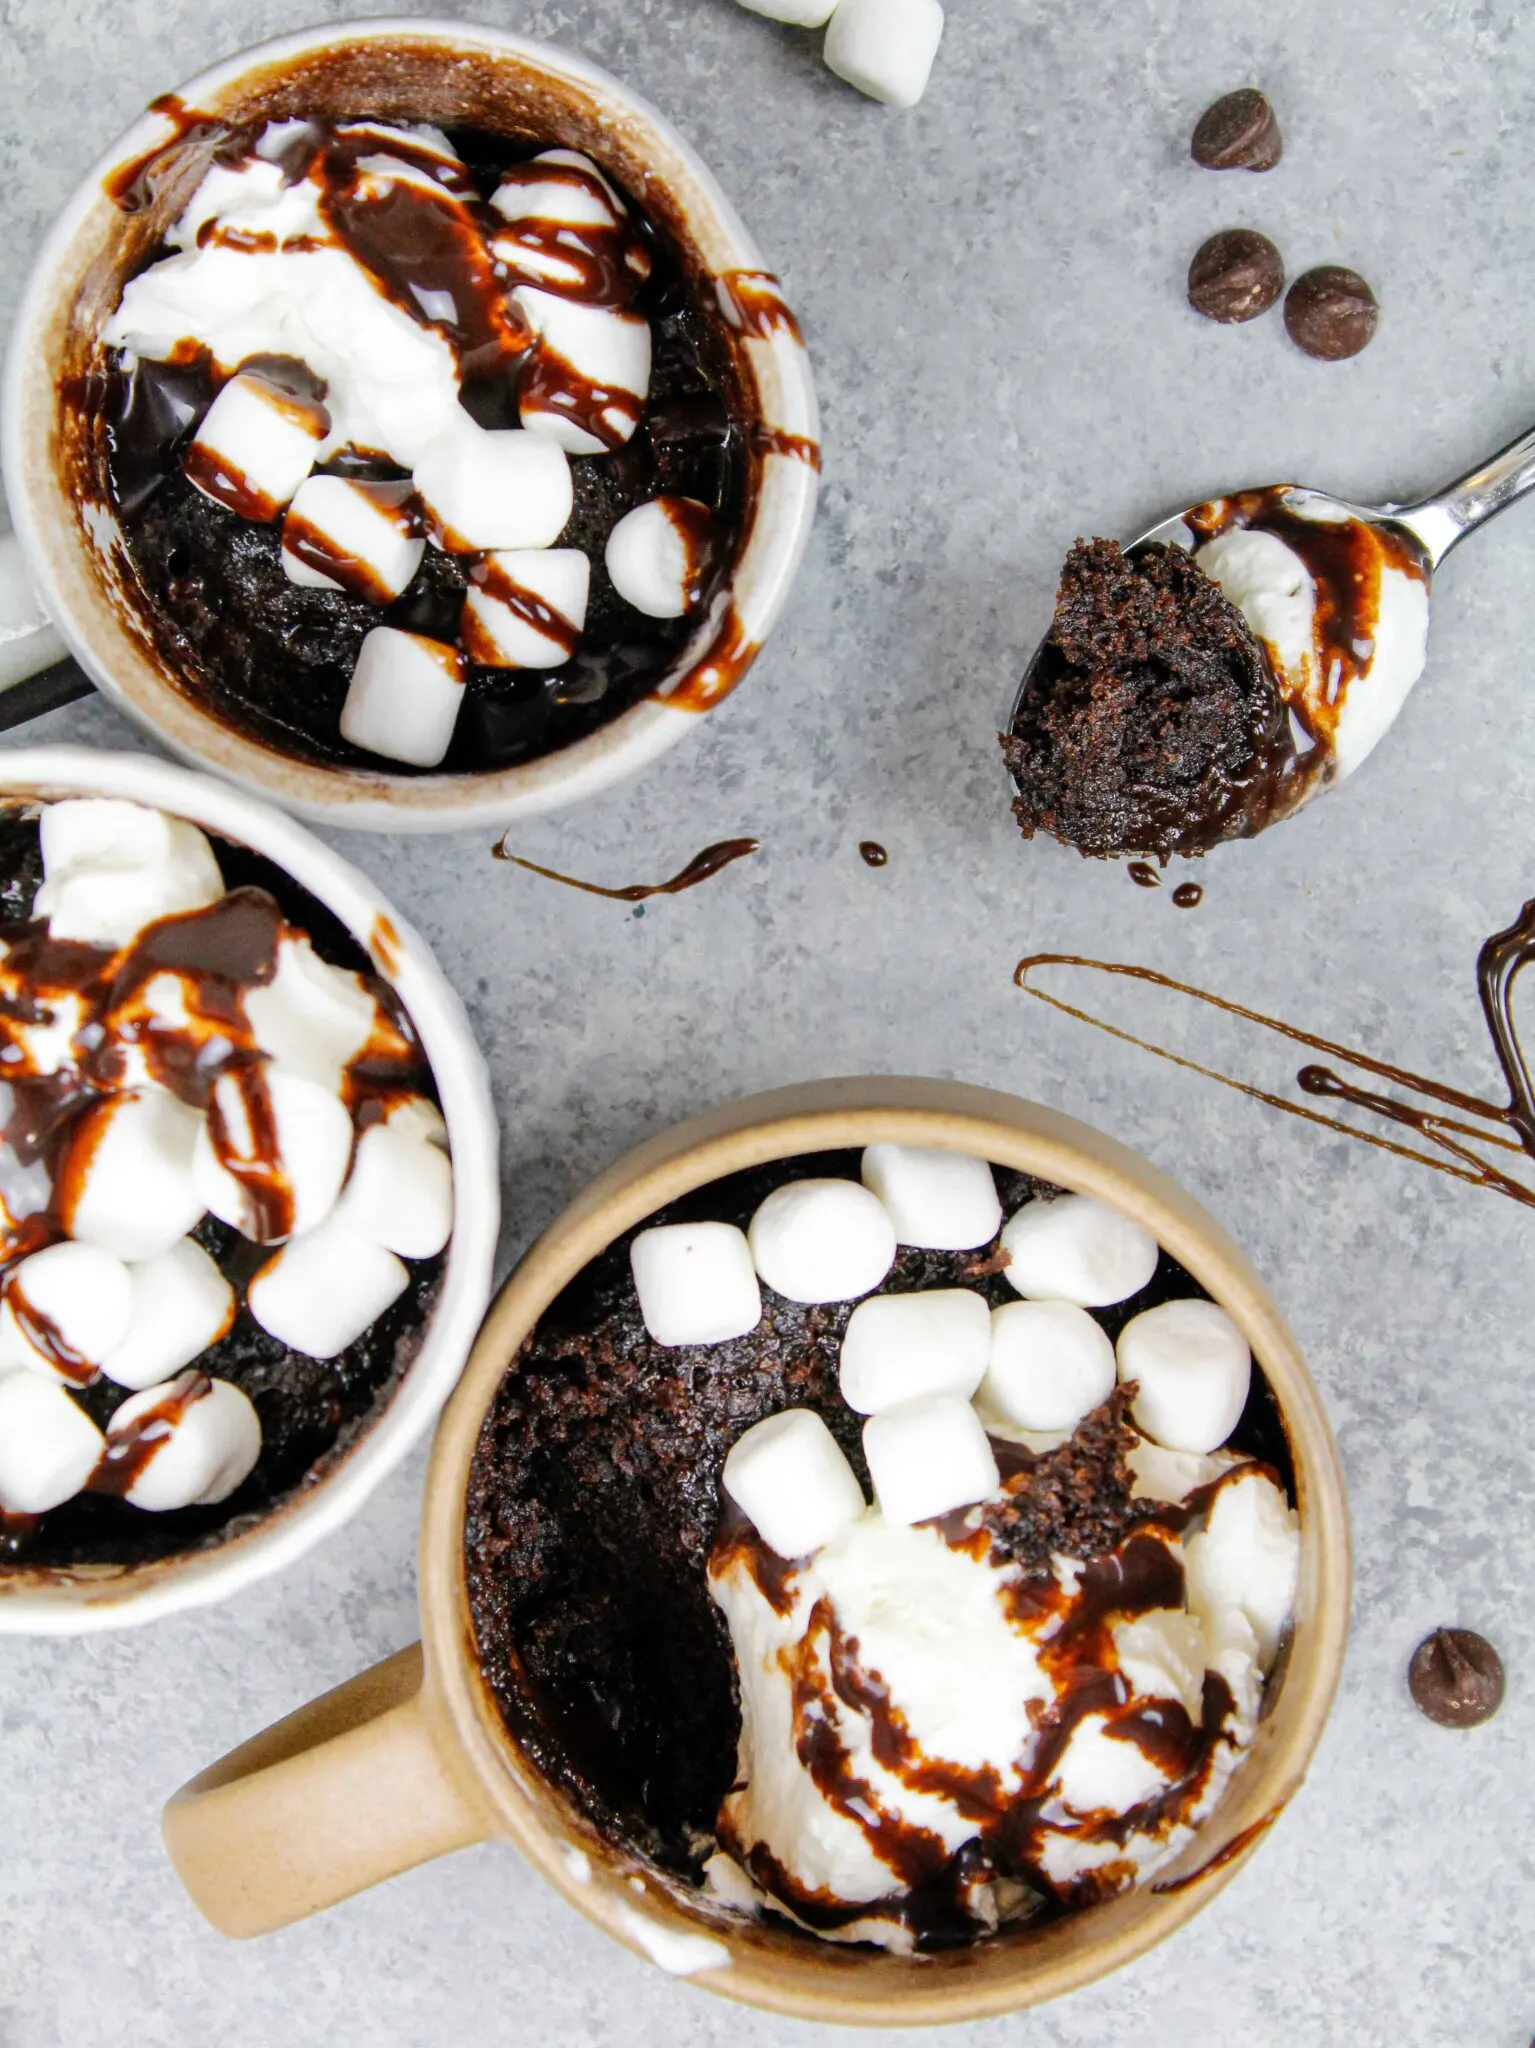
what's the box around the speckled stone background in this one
[2,0,1533,2041]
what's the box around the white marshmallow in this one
[823,0,946,107]
[339,627,465,769]
[383,1094,448,1149]
[0,1373,104,1514]
[513,289,652,454]
[331,1122,454,1260]
[462,549,590,668]
[193,1064,354,1244]
[604,499,711,619]
[60,1088,206,1262]
[748,1179,896,1304]
[103,1371,261,1510]
[244,935,379,1096]
[185,370,325,519]
[491,150,624,229]
[980,1300,1118,1433]
[247,1218,409,1359]
[99,1239,236,1392]
[1001,1195,1160,1308]
[630,1222,762,1346]
[859,1143,1002,1251]
[1116,1299,1252,1455]
[838,1288,990,1414]
[412,423,573,552]
[0,1242,133,1384]
[1182,1470,1300,1670]
[863,1393,998,1526]
[736,0,838,23]
[722,1408,865,1558]
[280,475,424,603]
[35,800,224,950]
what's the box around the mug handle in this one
[0,530,69,690]
[161,1643,494,1938]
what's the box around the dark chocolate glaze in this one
[463,1153,1294,1948]
[491,835,758,901]
[99,119,749,775]
[0,812,446,1575]
[1016,907,1535,1207]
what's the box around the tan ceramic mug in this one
[163,1078,1351,2024]
[0,19,819,831]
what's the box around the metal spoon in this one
[1006,421,1535,852]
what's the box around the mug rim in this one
[414,1077,1352,2024]
[0,18,820,833]
[0,744,501,1633]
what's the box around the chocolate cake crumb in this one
[979,1386,1143,1574]
[1001,538,1299,859]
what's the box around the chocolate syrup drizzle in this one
[712,1443,1269,1942]
[89,1370,211,1497]
[1016,902,1535,1207]
[492,836,759,901]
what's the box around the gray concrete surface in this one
[2,0,1534,2042]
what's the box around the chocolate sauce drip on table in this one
[492,836,758,901]
[859,841,888,868]
[98,118,748,774]
[1128,862,1161,889]
[1172,881,1203,909]
[1016,908,1535,1207]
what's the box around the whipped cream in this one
[1192,488,1431,782]
[708,1434,1296,1949]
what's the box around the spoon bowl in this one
[1007,421,1535,854]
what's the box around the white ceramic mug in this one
[0,20,820,831]
[0,745,501,1633]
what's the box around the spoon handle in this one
[1390,421,1535,567]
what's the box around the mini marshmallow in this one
[99,1239,236,1392]
[838,1288,990,1414]
[1001,1195,1160,1308]
[1116,1298,1252,1455]
[193,1064,353,1244]
[244,935,379,1095]
[0,1242,133,1384]
[185,370,325,520]
[280,475,424,603]
[331,1122,454,1260]
[863,1393,999,1526]
[823,0,946,108]
[35,799,224,949]
[103,1371,261,1511]
[339,627,465,769]
[630,1222,762,1346]
[514,288,652,454]
[722,1408,865,1558]
[859,1143,1002,1251]
[0,1373,105,1514]
[748,1179,896,1304]
[247,1218,409,1359]
[60,1088,206,1262]
[980,1300,1118,1434]
[491,149,624,229]
[412,423,573,552]
[1182,1470,1300,1670]
[462,549,590,668]
[736,0,838,23]
[604,499,709,620]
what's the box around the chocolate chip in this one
[1284,266,1379,360]
[1191,89,1283,171]
[1408,1627,1505,1728]
[1187,230,1285,325]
